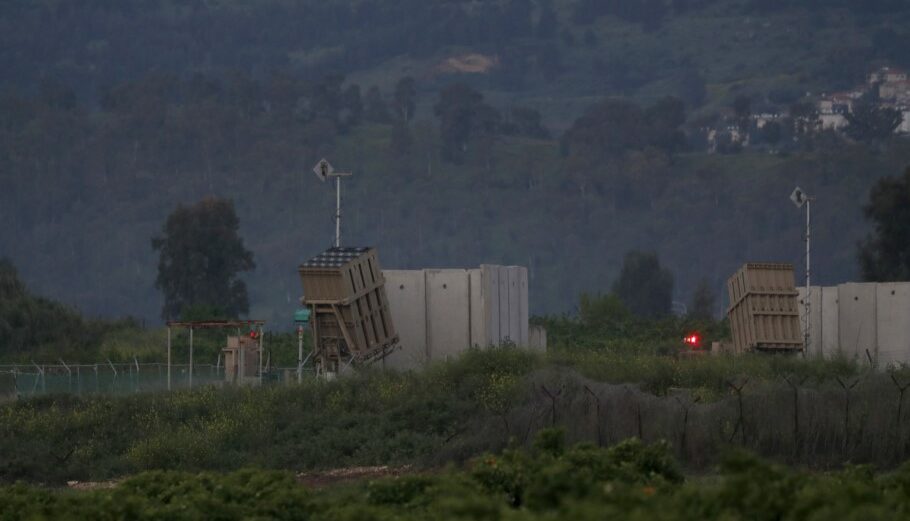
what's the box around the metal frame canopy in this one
[165,320,266,390]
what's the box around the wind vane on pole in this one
[313,158,352,248]
[790,186,814,356]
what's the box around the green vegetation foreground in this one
[5,345,910,486]
[4,431,910,520]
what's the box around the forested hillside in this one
[2,0,910,324]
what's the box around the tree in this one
[500,106,550,138]
[434,83,500,164]
[392,77,417,123]
[339,84,363,130]
[677,67,707,108]
[579,292,631,332]
[151,198,255,320]
[733,95,752,127]
[390,119,412,156]
[845,100,903,142]
[688,278,716,320]
[859,166,910,281]
[644,96,687,155]
[364,85,391,123]
[758,121,782,145]
[562,97,687,162]
[611,250,674,319]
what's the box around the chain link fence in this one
[0,362,305,399]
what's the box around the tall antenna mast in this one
[313,158,353,247]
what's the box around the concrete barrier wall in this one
[820,286,839,358]
[839,283,877,361]
[382,270,427,369]
[876,283,910,366]
[483,266,500,346]
[426,269,472,361]
[470,270,484,349]
[799,282,910,366]
[382,265,534,370]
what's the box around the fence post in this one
[727,379,749,444]
[189,327,194,389]
[59,359,72,393]
[167,326,172,391]
[107,359,118,389]
[134,357,140,393]
[583,385,603,446]
[258,325,264,386]
[540,385,562,428]
[783,374,808,455]
[31,362,44,394]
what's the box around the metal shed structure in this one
[298,247,399,374]
[165,320,265,389]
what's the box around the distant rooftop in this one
[300,247,372,268]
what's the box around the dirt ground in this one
[64,465,414,491]
[295,465,413,488]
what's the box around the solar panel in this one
[300,246,372,268]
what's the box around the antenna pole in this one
[335,176,341,247]
[804,198,811,357]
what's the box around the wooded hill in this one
[2,0,909,324]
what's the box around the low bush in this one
[4,433,910,520]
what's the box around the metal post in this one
[335,176,341,247]
[298,326,304,384]
[59,359,71,392]
[258,325,264,386]
[107,359,118,391]
[167,326,172,391]
[189,327,194,389]
[32,362,44,394]
[805,199,811,357]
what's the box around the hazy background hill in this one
[2,0,910,326]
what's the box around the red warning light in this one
[683,333,702,348]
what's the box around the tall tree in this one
[859,166,910,281]
[392,77,417,123]
[434,83,500,164]
[611,250,674,319]
[151,198,255,320]
[676,67,707,108]
[364,85,391,123]
[845,100,903,142]
[688,278,716,320]
[733,95,752,128]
